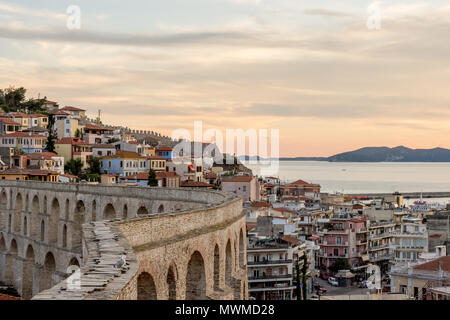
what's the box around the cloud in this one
[303,8,355,18]
[0,2,65,20]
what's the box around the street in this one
[313,278,371,297]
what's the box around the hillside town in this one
[0,90,449,301]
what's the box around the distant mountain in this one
[327,146,450,162]
[278,146,450,162]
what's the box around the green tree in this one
[87,157,101,175]
[329,258,351,273]
[4,86,26,111]
[45,113,56,152]
[75,128,82,138]
[147,168,158,187]
[65,159,83,178]
[0,89,5,106]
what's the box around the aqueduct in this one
[0,180,247,300]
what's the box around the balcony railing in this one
[248,259,293,266]
[248,274,293,281]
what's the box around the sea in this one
[246,161,450,205]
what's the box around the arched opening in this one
[62,224,68,248]
[214,244,220,290]
[43,196,47,214]
[39,252,56,293]
[5,239,18,286]
[137,206,149,217]
[65,199,70,220]
[22,245,35,299]
[14,193,22,234]
[72,200,85,249]
[91,200,97,221]
[68,257,80,268]
[40,220,45,242]
[167,265,177,300]
[0,233,6,251]
[49,198,59,243]
[122,204,128,219]
[0,191,7,232]
[225,240,232,286]
[23,216,28,236]
[239,229,245,268]
[186,251,206,300]
[31,195,40,238]
[158,204,164,213]
[103,204,116,220]
[137,272,157,300]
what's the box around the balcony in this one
[320,241,348,246]
[247,259,293,266]
[369,243,390,251]
[248,274,293,282]
[356,228,368,234]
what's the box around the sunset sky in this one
[1,0,450,157]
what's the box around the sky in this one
[0,0,450,157]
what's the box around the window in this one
[108,161,111,168]
[243,186,247,192]
[98,151,102,156]
[336,236,342,244]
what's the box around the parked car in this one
[328,277,339,286]
[320,271,329,280]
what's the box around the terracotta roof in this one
[0,118,20,125]
[222,175,253,183]
[0,132,45,138]
[251,201,271,208]
[50,110,69,116]
[272,207,297,214]
[84,123,113,131]
[147,155,166,160]
[180,181,213,188]
[289,179,311,186]
[9,112,28,118]
[246,224,255,231]
[25,152,59,160]
[29,113,47,118]
[413,256,450,272]
[157,146,172,152]
[120,173,149,181]
[281,236,301,245]
[61,106,86,112]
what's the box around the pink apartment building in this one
[318,217,370,271]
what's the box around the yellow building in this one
[57,118,82,139]
[0,168,59,182]
[55,137,92,169]
[148,156,166,171]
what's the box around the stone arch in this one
[5,238,18,286]
[72,200,85,249]
[103,203,116,220]
[91,200,97,221]
[49,198,59,243]
[137,272,157,300]
[185,251,207,300]
[225,240,232,286]
[62,224,68,248]
[65,199,70,220]
[122,204,128,219]
[31,195,40,238]
[137,206,149,217]
[167,264,177,300]
[158,204,164,213]
[68,257,80,268]
[0,190,7,232]
[13,193,22,234]
[239,229,245,268]
[213,244,220,290]
[39,252,56,293]
[22,245,35,299]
